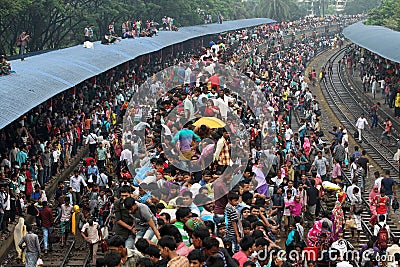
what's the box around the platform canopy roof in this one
[343,21,400,64]
[0,18,275,129]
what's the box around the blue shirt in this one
[16,151,28,166]
[87,166,99,176]
[138,192,151,204]
[31,191,41,201]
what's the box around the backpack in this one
[354,198,363,215]
[377,224,388,249]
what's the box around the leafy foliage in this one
[0,0,304,55]
[366,0,400,31]
[251,0,305,22]
[344,0,380,15]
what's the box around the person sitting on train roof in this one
[0,55,11,76]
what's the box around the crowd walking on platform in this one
[3,14,400,267]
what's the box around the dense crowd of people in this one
[98,17,175,45]
[342,46,400,119]
[7,14,400,267]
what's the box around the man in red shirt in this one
[39,201,54,253]
[375,189,390,221]
[380,117,393,145]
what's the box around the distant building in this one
[297,0,353,16]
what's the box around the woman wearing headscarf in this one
[253,161,269,196]
[369,185,379,216]
[14,217,26,264]
[303,137,311,157]
[289,195,303,219]
[331,201,345,241]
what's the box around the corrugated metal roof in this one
[343,21,400,63]
[0,18,275,129]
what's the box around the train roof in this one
[0,18,275,129]
[343,21,400,64]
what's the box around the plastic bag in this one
[345,219,357,229]
[36,257,44,266]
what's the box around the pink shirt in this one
[289,201,302,217]
[233,251,248,267]
[176,242,192,257]
[332,163,342,179]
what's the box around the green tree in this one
[344,0,380,15]
[366,0,400,31]
[0,0,254,56]
[252,0,303,22]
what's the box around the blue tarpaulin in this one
[0,18,275,129]
[343,21,400,63]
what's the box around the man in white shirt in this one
[96,169,108,188]
[81,219,102,265]
[184,65,191,85]
[331,231,354,262]
[373,171,384,192]
[182,93,195,121]
[310,151,329,181]
[374,214,390,236]
[0,185,8,232]
[284,124,293,151]
[120,145,133,166]
[386,237,400,267]
[346,179,361,201]
[70,170,88,205]
[85,132,98,157]
[213,96,229,120]
[204,62,215,75]
[52,147,61,175]
[355,114,370,142]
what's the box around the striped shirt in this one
[167,255,189,267]
[173,221,190,246]
[225,203,241,239]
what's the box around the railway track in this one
[2,164,93,267]
[317,47,400,247]
[339,48,400,137]
[5,200,93,267]
[322,48,399,177]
